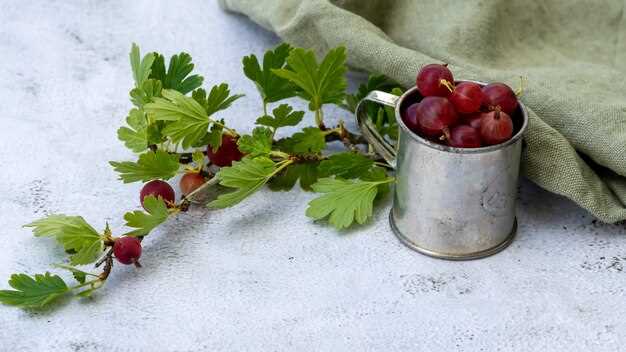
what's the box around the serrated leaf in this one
[25,215,103,265]
[268,161,319,191]
[0,272,69,308]
[242,43,296,103]
[318,152,374,178]
[306,176,393,229]
[283,127,326,154]
[117,108,148,153]
[272,46,347,111]
[149,52,203,94]
[130,43,155,88]
[146,89,207,121]
[237,127,273,156]
[123,196,169,236]
[130,79,162,107]
[110,150,180,183]
[193,84,244,116]
[146,88,209,148]
[207,156,280,209]
[255,104,304,130]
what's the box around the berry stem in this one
[439,79,455,93]
[494,106,502,120]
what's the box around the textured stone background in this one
[0,1,625,351]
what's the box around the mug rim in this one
[394,81,529,154]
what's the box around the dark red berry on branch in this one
[140,180,175,209]
[206,134,244,167]
[113,236,142,265]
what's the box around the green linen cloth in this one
[220,0,626,223]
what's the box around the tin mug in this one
[355,82,528,260]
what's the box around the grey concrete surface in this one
[0,1,625,351]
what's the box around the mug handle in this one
[355,90,400,169]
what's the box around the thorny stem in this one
[323,121,367,150]
[174,126,367,164]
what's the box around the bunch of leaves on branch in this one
[0,42,402,310]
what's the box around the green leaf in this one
[130,79,162,108]
[117,108,148,153]
[207,156,281,209]
[242,43,296,103]
[149,52,204,94]
[25,215,103,265]
[193,84,244,116]
[145,89,209,148]
[282,127,326,154]
[147,121,167,145]
[272,46,347,111]
[146,89,207,121]
[237,127,273,156]
[268,161,319,191]
[255,104,304,130]
[0,273,70,308]
[110,150,180,183]
[305,176,394,229]
[130,43,155,88]
[361,166,392,199]
[318,152,374,178]
[123,196,170,236]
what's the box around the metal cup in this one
[356,82,528,260]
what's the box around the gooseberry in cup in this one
[462,112,483,129]
[450,82,484,113]
[479,107,514,145]
[444,125,482,148]
[402,102,421,133]
[414,96,459,137]
[416,64,454,97]
[482,83,518,115]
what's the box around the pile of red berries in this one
[403,64,520,148]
